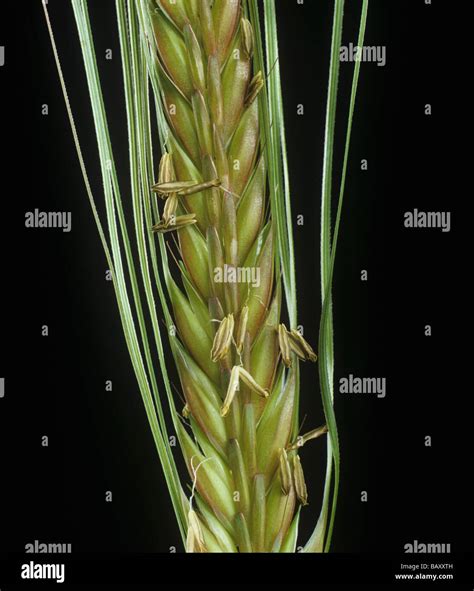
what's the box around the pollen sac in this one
[152,180,191,198]
[293,455,308,506]
[152,179,220,198]
[221,366,240,417]
[181,179,221,197]
[279,449,292,495]
[211,314,235,363]
[287,425,328,451]
[238,367,269,399]
[182,403,191,419]
[288,329,318,363]
[162,194,178,225]
[221,366,269,418]
[152,213,197,233]
[235,306,249,354]
[278,324,292,368]
[158,152,175,186]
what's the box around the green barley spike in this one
[44,0,368,554]
[146,0,321,551]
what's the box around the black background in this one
[0,0,470,585]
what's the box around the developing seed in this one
[279,449,292,495]
[293,455,308,506]
[182,403,190,419]
[235,306,249,354]
[278,324,292,368]
[211,314,235,362]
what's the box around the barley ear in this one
[145,0,314,553]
